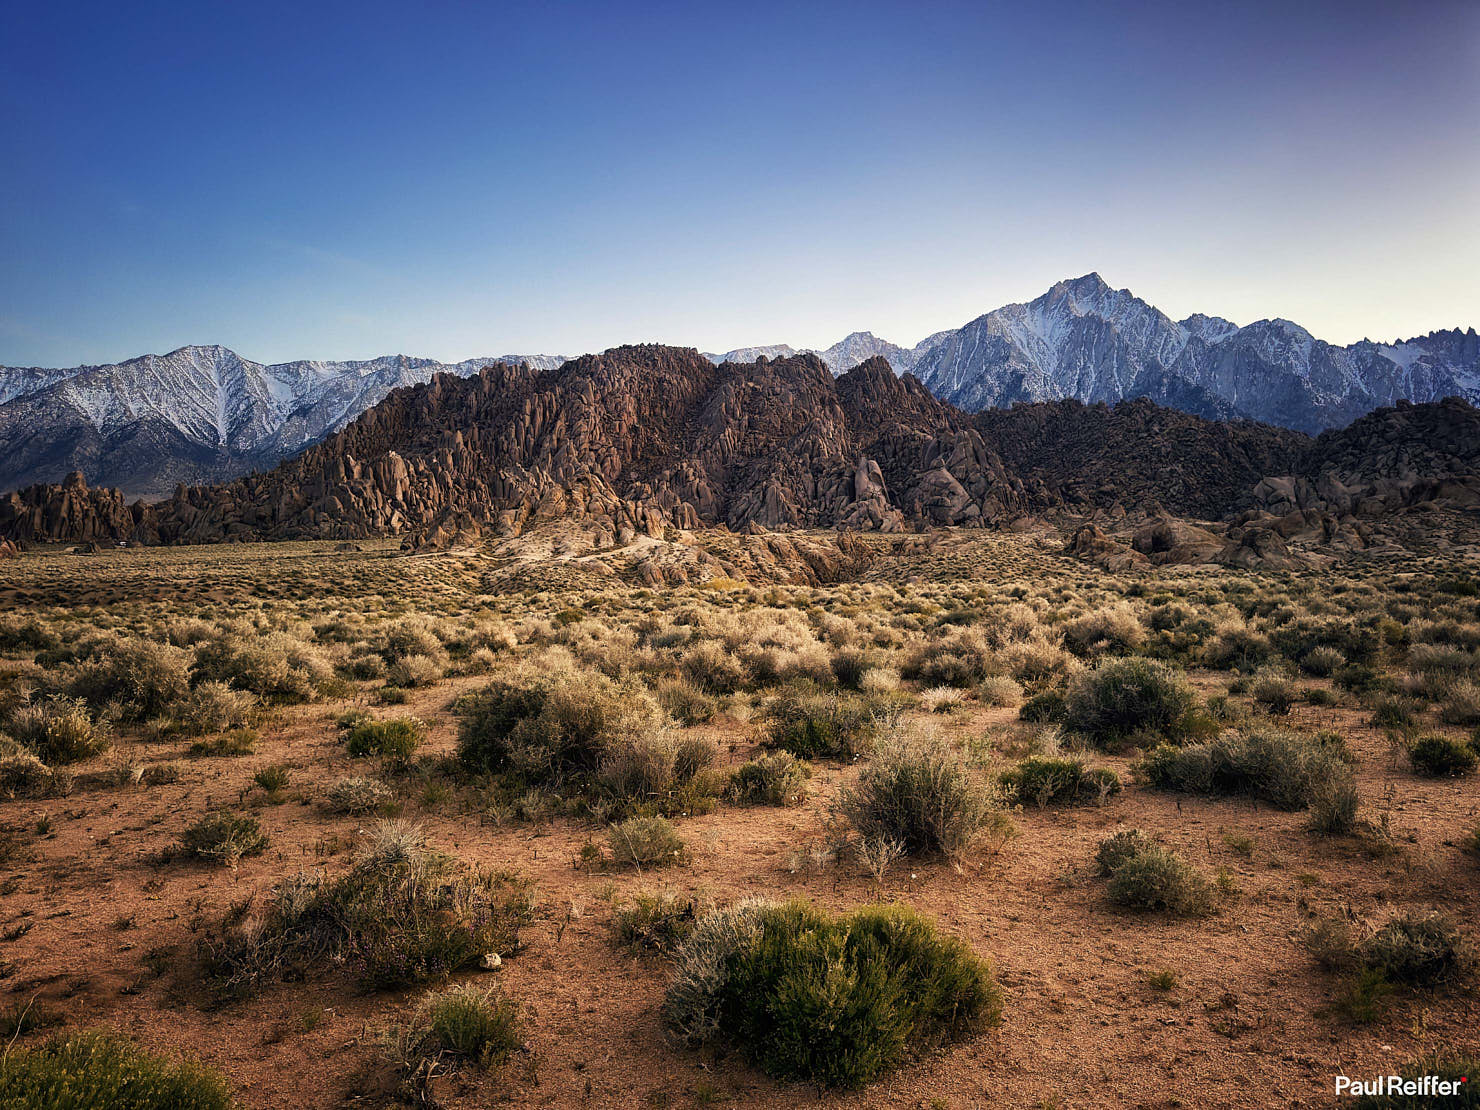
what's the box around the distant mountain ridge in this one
[0,345,567,497]
[712,274,1480,434]
[2,273,1475,498]
[909,274,1480,434]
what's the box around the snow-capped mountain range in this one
[905,274,1480,433]
[0,346,567,498]
[2,273,1475,498]
[713,274,1479,434]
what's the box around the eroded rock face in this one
[975,398,1308,518]
[0,471,144,544]
[2,348,1477,566]
[0,348,1029,547]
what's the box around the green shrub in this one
[1063,658,1197,749]
[613,891,704,954]
[1094,829,1156,877]
[1249,668,1296,715]
[727,751,809,806]
[180,812,268,865]
[419,983,522,1064]
[1104,845,1216,917]
[606,816,686,868]
[1137,728,1354,811]
[456,666,660,785]
[1018,689,1066,723]
[663,900,1001,1089]
[999,757,1120,807]
[1407,734,1477,777]
[838,734,1008,859]
[342,716,426,769]
[198,822,533,998]
[765,690,881,759]
[1361,913,1473,987]
[1370,694,1421,731]
[0,1030,236,1109]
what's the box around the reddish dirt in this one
[2,668,1477,1109]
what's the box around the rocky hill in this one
[12,344,1462,560]
[0,345,567,498]
[976,399,1307,519]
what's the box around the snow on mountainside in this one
[909,274,1480,433]
[0,346,567,497]
[705,332,940,375]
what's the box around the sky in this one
[2,0,1477,368]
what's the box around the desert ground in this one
[0,529,1476,1108]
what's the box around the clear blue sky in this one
[2,0,1477,367]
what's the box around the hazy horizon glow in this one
[2,0,1478,368]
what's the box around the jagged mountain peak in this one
[0,344,568,497]
[912,276,1479,434]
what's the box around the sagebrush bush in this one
[976,674,1023,708]
[416,983,522,1065]
[456,663,661,786]
[1094,829,1157,877]
[1307,911,1474,990]
[1249,668,1296,715]
[0,1030,236,1109]
[1102,842,1216,917]
[613,891,704,954]
[1361,913,1474,987]
[68,638,191,721]
[999,757,1120,807]
[1299,645,1346,677]
[765,690,882,759]
[180,812,268,865]
[9,698,109,765]
[1063,658,1198,748]
[176,682,258,735]
[198,822,533,998]
[663,900,1001,1088]
[1307,774,1361,835]
[1018,689,1066,723]
[838,733,1008,858]
[727,751,808,806]
[902,628,995,687]
[1061,602,1145,657]
[597,733,722,817]
[0,747,67,799]
[341,715,426,769]
[191,634,325,704]
[1407,734,1477,777]
[325,775,395,814]
[606,816,686,868]
[1138,728,1353,811]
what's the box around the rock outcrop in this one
[2,348,1476,569]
